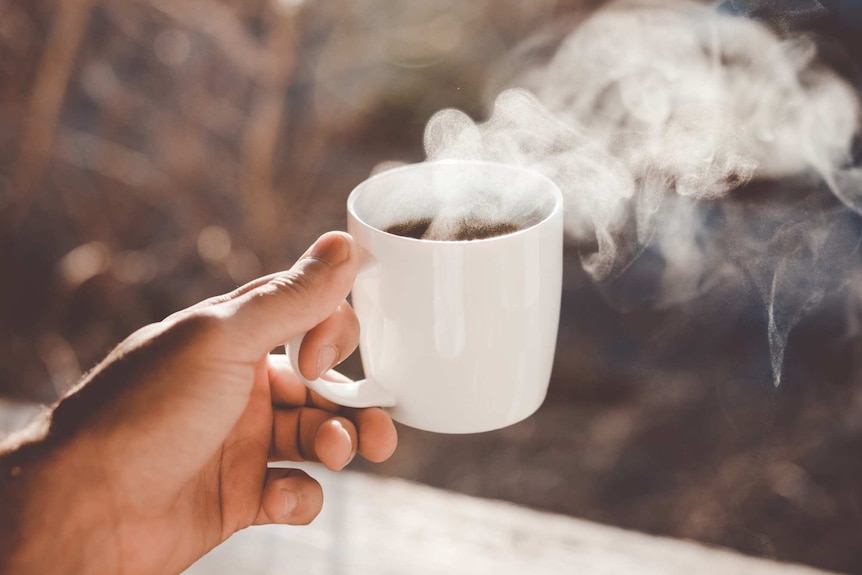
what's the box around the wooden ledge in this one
[186,465,841,575]
[0,401,841,574]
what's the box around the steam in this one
[422,0,862,385]
[356,162,555,241]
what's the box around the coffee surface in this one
[384,218,433,240]
[384,218,521,241]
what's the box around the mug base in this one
[386,392,548,434]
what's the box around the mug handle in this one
[287,333,396,408]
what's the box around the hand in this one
[0,231,397,575]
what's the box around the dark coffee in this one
[384,218,433,240]
[384,217,522,241]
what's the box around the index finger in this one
[221,232,359,361]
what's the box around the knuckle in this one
[263,268,323,302]
[163,311,227,350]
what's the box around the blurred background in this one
[2,0,862,573]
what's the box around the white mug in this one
[289,160,563,433]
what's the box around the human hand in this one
[0,232,397,575]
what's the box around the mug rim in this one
[346,159,564,245]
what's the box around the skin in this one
[0,231,398,575]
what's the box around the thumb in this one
[220,232,359,359]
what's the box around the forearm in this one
[0,415,118,574]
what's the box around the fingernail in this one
[307,233,350,266]
[316,345,339,379]
[332,420,355,470]
[282,491,298,519]
[343,450,356,468]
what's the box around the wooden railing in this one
[186,463,843,575]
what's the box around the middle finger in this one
[270,407,358,471]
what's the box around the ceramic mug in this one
[289,160,563,433]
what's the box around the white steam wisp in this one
[421,0,862,385]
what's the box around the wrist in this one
[0,418,118,574]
